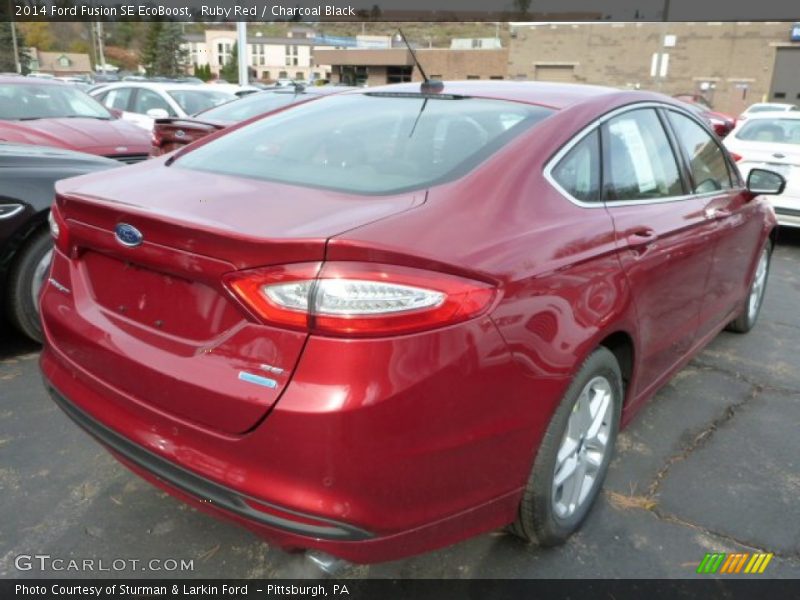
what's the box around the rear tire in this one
[727,240,771,334]
[510,347,622,546]
[7,228,53,343]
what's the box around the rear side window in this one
[175,94,554,195]
[667,111,733,193]
[551,129,601,202]
[602,109,683,201]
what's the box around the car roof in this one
[0,75,64,86]
[352,80,642,110]
[747,102,795,109]
[738,111,800,121]
[93,81,229,92]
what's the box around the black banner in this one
[4,579,800,600]
[2,0,800,22]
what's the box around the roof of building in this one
[32,50,91,74]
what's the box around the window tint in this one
[551,129,600,202]
[175,94,554,195]
[103,88,132,111]
[667,111,732,193]
[603,109,683,201]
[132,88,175,116]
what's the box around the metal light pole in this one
[96,22,107,74]
[237,22,248,85]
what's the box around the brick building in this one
[508,22,800,115]
[313,47,508,86]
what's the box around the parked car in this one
[737,102,798,122]
[200,83,261,98]
[90,82,235,131]
[150,86,352,156]
[724,111,800,228]
[1,144,119,341]
[40,81,781,564]
[0,76,151,162]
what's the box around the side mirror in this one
[747,168,786,195]
[146,108,170,119]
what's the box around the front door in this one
[601,107,717,400]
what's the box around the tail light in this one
[224,262,497,337]
[730,152,743,162]
[49,204,70,253]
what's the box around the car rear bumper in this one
[40,272,566,561]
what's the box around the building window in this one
[279,71,288,79]
[58,56,71,67]
[252,44,265,67]
[387,65,412,84]
[285,45,299,67]
[490,76,504,80]
[471,39,482,48]
[263,70,271,80]
[466,75,480,80]
[217,42,232,66]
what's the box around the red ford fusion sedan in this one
[40,81,782,563]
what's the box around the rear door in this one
[664,108,765,335]
[601,107,717,399]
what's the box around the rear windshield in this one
[196,90,311,123]
[166,89,235,116]
[175,94,553,194]
[736,118,800,145]
[747,104,795,114]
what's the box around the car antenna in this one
[397,29,443,94]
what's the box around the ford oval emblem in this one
[175,130,186,139]
[115,223,143,247]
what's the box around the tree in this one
[0,22,31,74]
[219,42,238,82]
[152,22,188,77]
[194,63,212,81]
[18,22,54,51]
[140,21,163,75]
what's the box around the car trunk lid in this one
[52,164,423,433]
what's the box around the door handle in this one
[626,227,657,247]
[704,207,731,220]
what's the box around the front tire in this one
[7,228,53,343]
[510,347,622,546]
[727,240,771,334]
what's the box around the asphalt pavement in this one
[1,231,799,579]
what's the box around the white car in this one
[203,83,261,98]
[724,112,800,228]
[90,82,235,130]
[737,102,798,122]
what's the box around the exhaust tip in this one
[305,550,352,576]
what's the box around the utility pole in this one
[10,17,21,73]
[236,22,248,85]
[96,22,107,74]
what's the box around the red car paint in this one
[39,81,776,563]
[0,76,150,161]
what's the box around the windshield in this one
[736,118,800,145]
[166,89,235,116]
[175,94,553,195]
[196,90,312,123]
[0,83,111,120]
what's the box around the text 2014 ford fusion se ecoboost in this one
[39,81,784,563]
